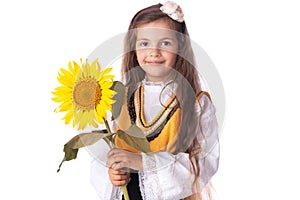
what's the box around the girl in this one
[91,1,219,200]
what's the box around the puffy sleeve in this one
[197,94,220,186]
[138,94,220,200]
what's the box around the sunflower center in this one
[73,78,102,111]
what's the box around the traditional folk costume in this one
[90,80,220,200]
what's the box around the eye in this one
[138,41,149,47]
[161,41,171,46]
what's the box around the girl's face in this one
[135,19,178,82]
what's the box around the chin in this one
[142,65,171,75]
[142,64,171,70]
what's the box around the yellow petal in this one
[96,104,106,122]
[90,58,99,75]
[101,95,115,105]
[99,68,113,80]
[91,118,98,128]
[68,61,80,76]
[57,73,74,88]
[102,88,116,97]
[62,109,74,124]
[73,109,83,126]
[52,86,72,94]
[100,81,113,89]
[52,96,70,103]
[78,111,89,130]
[58,100,72,112]
[99,76,115,85]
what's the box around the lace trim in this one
[139,171,147,200]
[139,154,163,200]
[109,185,121,200]
[142,78,174,87]
[144,154,156,172]
[104,180,111,200]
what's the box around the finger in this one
[109,173,129,181]
[106,156,118,168]
[111,162,132,171]
[111,179,130,186]
[106,159,119,168]
[119,167,130,173]
[108,172,131,186]
[110,162,123,170]
[107,148,122,157]
[107,148,130,158]
[106,154,124,168]
[107,149,115,158]
[109,168,128,175]
[107,155,130,169]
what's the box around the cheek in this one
[136,50,144,63]
[166,53,178,66]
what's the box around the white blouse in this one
[89,81,220,200]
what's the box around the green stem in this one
[121,185,130,200]
[103,118,112,134]
[102,118,113,148]
[103,137,113,149]
[103,118,130,200]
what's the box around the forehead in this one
[136,20,177,40]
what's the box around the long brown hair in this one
[121,3,210,199]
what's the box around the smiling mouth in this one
[145,61,165,65]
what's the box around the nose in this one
[149,48,161,57]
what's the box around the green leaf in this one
[117,125,151,153]
[110,81,125,120]
[57,130,110,172]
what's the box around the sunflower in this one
[52,59,116,130]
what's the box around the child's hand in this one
[108,168,130,186]
[106,148,143,171]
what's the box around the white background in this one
[1,0,299,199]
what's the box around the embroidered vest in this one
[115,84,211,200]
[115,84,180,153]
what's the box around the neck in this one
[145,71,175,83]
